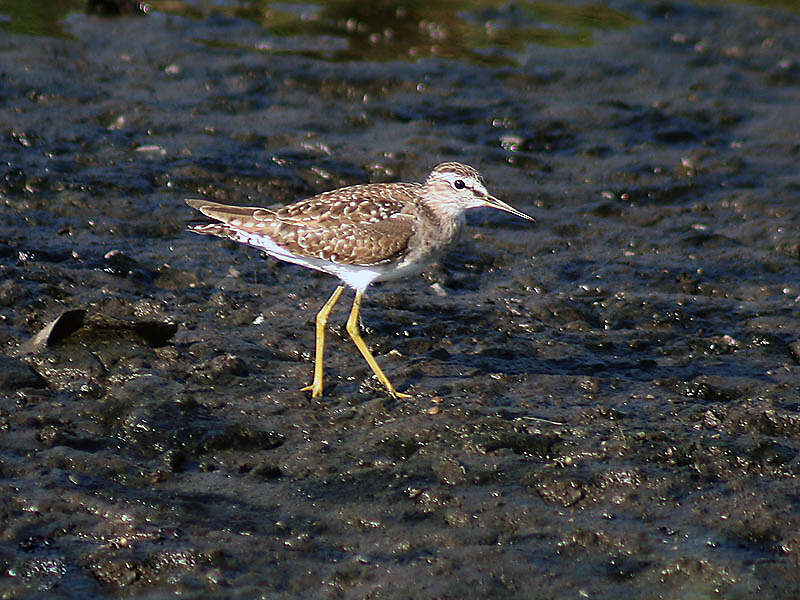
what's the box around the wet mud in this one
[1,0,799,598]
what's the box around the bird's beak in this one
[484,195,535,222]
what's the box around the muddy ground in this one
[1,0,799,598]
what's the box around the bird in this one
[186,162,534,399]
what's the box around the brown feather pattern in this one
[187,183,421,266]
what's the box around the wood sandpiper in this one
[186,162,534,399]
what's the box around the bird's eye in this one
[453,179,466,189]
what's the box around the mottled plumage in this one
[186,162,534,398]
[189,184,419,269]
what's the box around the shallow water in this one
[1,0,799,598]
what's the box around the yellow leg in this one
[301,285,345,398]
[346,290,412,399]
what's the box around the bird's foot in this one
[301,381,324,398]
[386,386,413,400]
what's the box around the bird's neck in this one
[417,190,466,248]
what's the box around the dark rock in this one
[0,356,46,389]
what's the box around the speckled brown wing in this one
[268,213,416,265]
[187,183,420,266]
[264,184,420,265]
